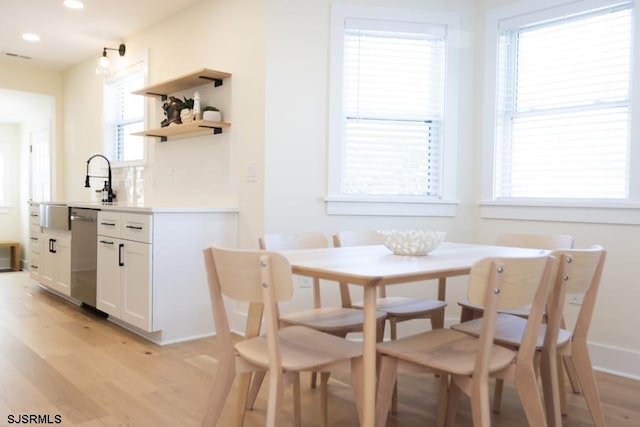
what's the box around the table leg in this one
[438,277,446,301]
[361,285,377,427]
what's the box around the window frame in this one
[326,4,460,217]
[480,0,640,225]
[102,52,148,169]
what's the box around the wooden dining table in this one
[280,241,553,427]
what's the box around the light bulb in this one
[63,0,84,10]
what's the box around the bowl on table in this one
[378,230,446,256]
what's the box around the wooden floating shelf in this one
[132,68,232,99]
[132,120,231,142]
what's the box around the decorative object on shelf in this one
[193,91,201,120]
[96,43,125,75]
[180,108,195,123]
[378,229,446,256]
[161,96,185,127]
[202,106,221,122]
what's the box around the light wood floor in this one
[1,271,638,426]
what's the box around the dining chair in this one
[458,233,573,322]
[333,230,447,336]
[334,230,448,414]
[201,246,364,427]
[375,254,555,427]
[453,246,607,426]
[258,232,386,392]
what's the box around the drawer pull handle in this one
[101,222,117,226]
[30,265,38,269]
[126,225,144,230]
[99,240,115,245]
[30,237,38,241]
[119,243,125,267]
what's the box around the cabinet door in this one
[121,240,152,331]
[40,233,71,296]
[97,237,122,317]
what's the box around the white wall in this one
[62,0,266,248]
[471,0,640,379]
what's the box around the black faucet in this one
[85,154,116,203]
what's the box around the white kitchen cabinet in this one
[29,205,42,281]
[97,212,153,332]
[40,230,71,296]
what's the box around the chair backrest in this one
[333,230,384,247]
[495,233,574,250]
[259,232,331,309]
[467,254,555,373]
[547,246,606,342]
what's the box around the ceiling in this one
[0,0,202,71]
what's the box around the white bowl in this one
[379,230,446,256]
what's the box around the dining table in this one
[279,241,555,427]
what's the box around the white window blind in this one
[494,3,633,200]
[104,63,145,164]
[341,19,446,196]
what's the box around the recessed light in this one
[22,33,41,42]
[63,0,84,9]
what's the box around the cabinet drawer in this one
[29,233,41,253]
[30,252,40,271]
[122,213,153,243]
[29,206,41,226]
[98,212,122,237]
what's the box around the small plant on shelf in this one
[202,105,222,122]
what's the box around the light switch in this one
[246,162,258,182]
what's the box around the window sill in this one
[111,160,146,169]
[325,195,458,217]
[479,200,640,225]
[0,206,11,214]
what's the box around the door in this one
[30,127,51,202]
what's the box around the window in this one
[482,0,640,224]
[104,61,145,165]
[327,5,459,216]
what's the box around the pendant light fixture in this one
[96,43,126,75]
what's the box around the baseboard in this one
[589,342,640,381]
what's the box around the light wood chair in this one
[375,254,555,427]
[258,232,386,393]
[201,246,364,427]
[453,246,607,426]
[333,230,447,336]
[458,233,573,322]
[334,230,448,414]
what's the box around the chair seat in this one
[353,296,446,317]
[280,306,386,332]
[236,326,363,371]
[451,313,572,349]
[376,328,516,376]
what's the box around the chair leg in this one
[246,371,266,409]
[318,372,330,427]
[445,378,462,427]
[375,356,397,427]
[514,365,547,427]
[431,308,445,330]
[292,372,301,427]
[492,379,504,413]
[435,374,450,427]
[558,355,569,416]
[265,370,285,427]
[201,361,237,426]
[351,357,364,425]
[470,375,492,427]
[233,372,252,427]
[563,354,581,393]
[311,371,318,389]
[540,347,562,427]
[572,342,606,427]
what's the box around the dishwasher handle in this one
[70,214,97,223]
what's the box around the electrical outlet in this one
[298,276,313,288]
[567,293,584,305]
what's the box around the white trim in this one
[479,200,640,224]
[590,341,640,381]
[326,195,458,217]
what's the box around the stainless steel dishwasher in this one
[70,207,99,308]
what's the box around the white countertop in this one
[32,201,239,214]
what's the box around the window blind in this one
[342,20,446,196]
[104,63,144,163]
[495,3,632,200]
